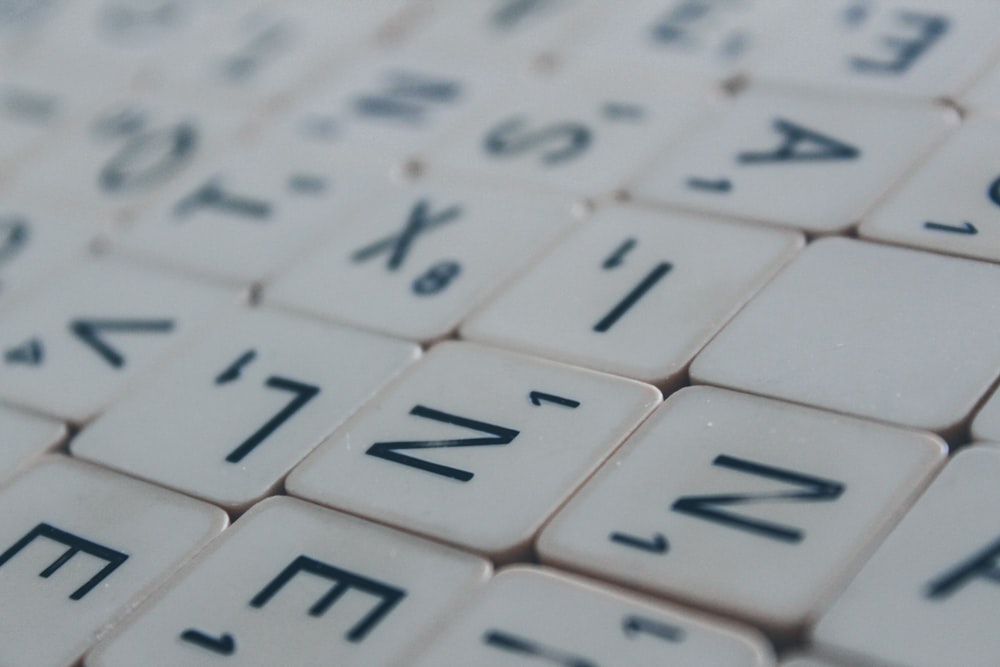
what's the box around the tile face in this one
[462,206,801,386]
[408,567,775,667]
[0,405,64,485]
[287,342,660,561]
[691,238,1000,435]
[0,256,240,422]
[568,0,800,85]
[814,445,1000,667]
[753,0,1000,100]
[275,53,502,169]
[860,117,1000,262]
[433,69,711,197]
[71,308,419,511]
[0,198,96,308]
[630,89,952,233]
[115,134,380,284]
[537,387,946,635]
[266,179,576,341]
[0,456,227,667]
[88,497,491,667]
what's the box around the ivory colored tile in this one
[462,206,801,386]
[432,68,712,197]
[0,256,241,422]
[408,566,775,667]
[71,308,419,512]
[287,342,660,561]
[861,117,1000,262]
[266,179,577,342]
[691,238,1000,435]
[754,0,1000,100]
[115,135,381,285]
[815,445,1000,667]
[0,456,227,667]
[0,405,65,485]
[538,386,945,636]
[87,497,491,667]
[630,89,953,234]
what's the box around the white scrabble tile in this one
[72,308,418,512]
[568,0,801,86]
[462,206,801,387]
[154,1,408,105]
[691,238,1000,435]
[114,134,380,284]
[0,198,97,308]
[266,179,577,342]
[538,387,945,636]
[432,68,713,197]
[753,0,1000,101]
[860,117,1000,262]
[7,90,249,230]
[274,52,504,170]
[962,58,1000,116]
[0,256,241,422]
[408,566,776,667]
[287,342,660,561]
[0,406,64,486]
[814,445,1000,667]
[630,88,953,234]
[401,0,603,67]
[0,456,227,667]
[87,496,491,667]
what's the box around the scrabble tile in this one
[114,133,380,284]
[153,1,409,106]
[0,197,97,308]
[630,88,953,234]
[0,456,227,667]
[462,206,801,387]
[408,566,776,666]
[691,238,1000,436]
[0,255,241,422]
[400,0,604,67]
[7,90,250,230]
[753,0,1000,100]
[274,52,505,170]
[0,405,65,486]
[72,308,419,512]
[538,386,945,636]
[432,68,713,198]
[87,496,491,667]
[567,0,802,87]
[266,179,577,342]
[814,445,1000,667]
[287,342,660,561]
[860,117,1000,262]
[962,58,1000,116]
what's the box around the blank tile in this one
[0,456,226,667]
[87,497,491,667]
[409,566,775,666]
[287,342,660,561]
[462,206,801,386]
[538,386,945,636]
[71,308,419,512]
[815,445,1000,667]
[691,238,1000,436]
